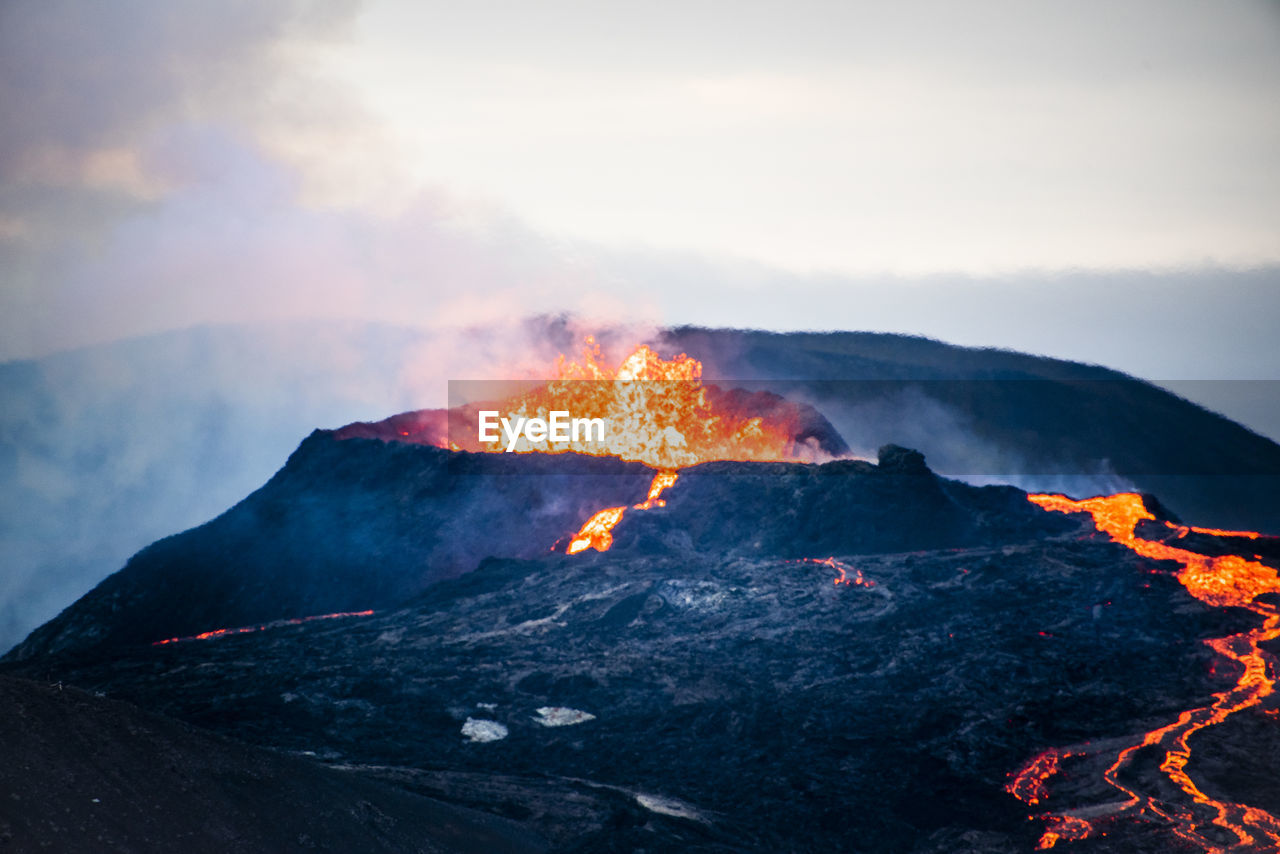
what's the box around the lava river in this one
[1010,493,1280,851]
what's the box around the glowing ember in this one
[1008,748,1074,807]
[563,470,678,555]
[151,610,374,646]
[1035,816,1092,850]
[789,557,874,588]
[472,337,810,469]
[1009,492,1280,851]
[1167,521,1262,541]
[566,506,626,555]
[635,470,679,510]
[464,337,828,555]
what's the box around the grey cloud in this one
[0,0,356,175]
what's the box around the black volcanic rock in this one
[7,419,1279,851]
[0,676,544,853]
[619,456,1064,559]
[877,443,929,473]
[9,534,1261,853]
[6,439,1068,663]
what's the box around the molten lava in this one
[564,469,681,555]
[1167,521,1263,541]
[789,556,875,588]
[566,506,626,555]
[467,337,823,554]
[1035,816,1092,850]
[471,336,811,469]
[1008,748,1076,807]
[634,470,679,510]
[1008,493,1280,851]
[151,610,374,646]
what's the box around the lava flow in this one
[789,556,875,588]
[1008,492,1280,851]
[472,337,821,555]
[152,610,374,646]
[566,506,626,555]
[565,469,682,556]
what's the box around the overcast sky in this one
[2,0,1278,378]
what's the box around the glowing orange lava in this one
[1035,816,1092,850]
[789,557,875,588]
[467,337,821,554]
[1008,748,1076,807]
[471,336,811,469]
[152,610,374,646]
[1167,521,1263,541]
[564,469,680,555]
[634,470,679,510]
[566,506,626,555]
[1008,493,1280,851]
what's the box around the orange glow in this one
[466,337,829,554]
[1007,748,1074,807]
[564,469,678,555]
[152,610,374,646]
[472,337,814,470]
[1035,816,1092,850]
[789,556,875,588]
[1027,493,1278,609]
[634,470,678,510]
[1166,520,1262,540]
[1010,493,1280,851]
[566,506,626,555]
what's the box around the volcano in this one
[5,332,1280,852]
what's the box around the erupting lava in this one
[472,337,822,555]
[152,610,374,646]
[473,337,807,469]
[566,506,626,555]
[1010,493,1280,851]
[564,469,683,556]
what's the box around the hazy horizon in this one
[3,0,1278,369]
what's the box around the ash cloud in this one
[0,1,357,163]
[0,1,648,651]
[1,0,643,360]
[0,313,661,655]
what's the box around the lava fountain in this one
[466,336,828,553]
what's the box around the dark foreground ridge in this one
[5,439,1065,663]
[7,426,1280,851]
[0,675,544,854]
[8,523,1266,852]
